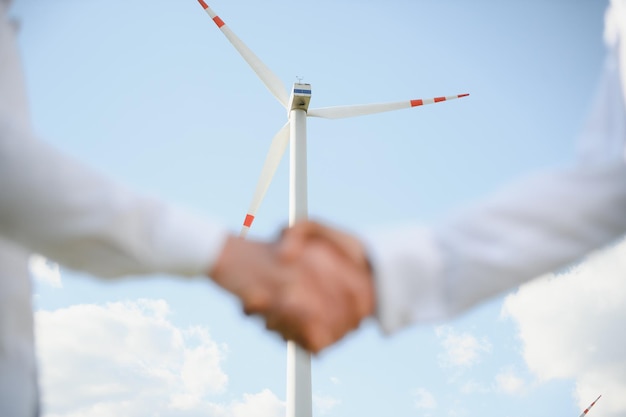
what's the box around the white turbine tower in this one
[196,2,468,416]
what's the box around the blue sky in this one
[10,0,625,416]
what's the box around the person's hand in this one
[270,221,375,352]
[208,235,287,317]
[208,224,375,353]
[279,221,370,272]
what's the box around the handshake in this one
[209,221,375,354]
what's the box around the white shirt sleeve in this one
[366,7,626,334]
[0,118,229,278]
[0,6,229,279]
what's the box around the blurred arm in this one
[0,6,228,278]
[367,38,626,333]
[0,118,229,278]
[367,160,626,333]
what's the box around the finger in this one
[242,290,272,316]
[263,287,310,333]
[310,237,375,322]
[343,261,376,321]
[318,251,373,336]
[300,325,336,354]
[296,244,364,347]
[276,232,304,262]
[277,311,336,354]
[276,222,322,261]
[262,279,335,353]
[265,311,322,352]
[265,315,299,343]
[281,221,368,270]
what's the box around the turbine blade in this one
[308,93,469,119]
[579,395,602,417]
[197,0,289,108]
[240,122,291,237]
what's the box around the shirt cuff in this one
[362,225,445,334]
[148,204,230,277]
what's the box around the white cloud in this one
[604,0,626,157]
[29,254,62,288]
[313,394,341,415]
[36,299,284,417]
[227,390,284,417]
[459,379,489,395]
[494,368,526,395]
[502,241,626,417]
[605,0,626,43]
[412,387,437,410]
[435,326,492,368]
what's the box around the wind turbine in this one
[196,2,468,416]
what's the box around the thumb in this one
[279,221,368,271]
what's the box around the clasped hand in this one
[210,221,375,353]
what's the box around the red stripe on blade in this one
[434,96,446,103]
[244,214,255,227]
[198,0,209,9]
[213,16,225,28]
[410,99,424,107]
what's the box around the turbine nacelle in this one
[289,83,312,112]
